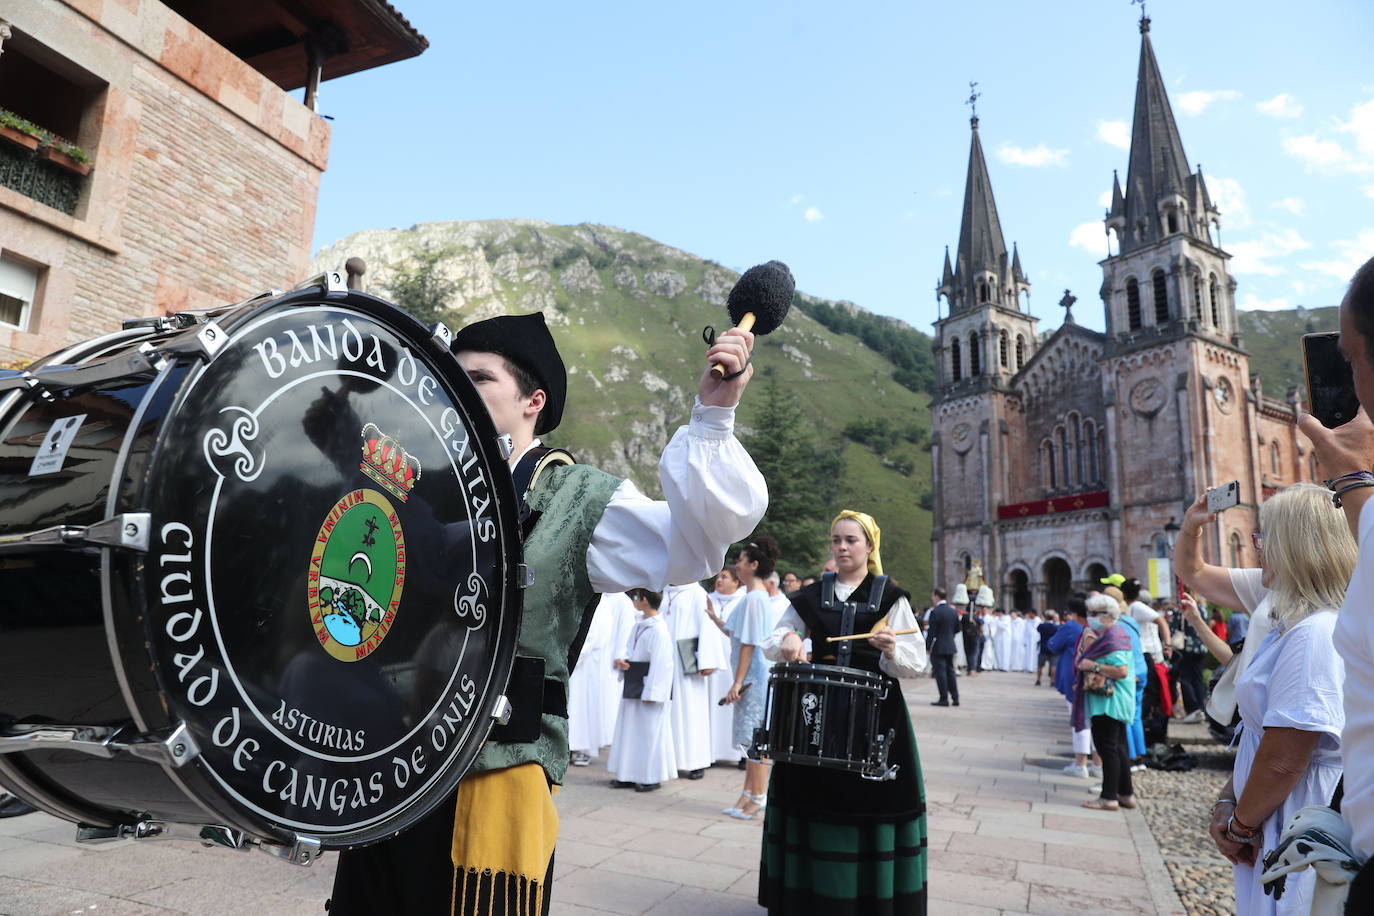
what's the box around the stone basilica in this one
[929,16,1316,612]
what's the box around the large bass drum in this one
[0,275,522,862]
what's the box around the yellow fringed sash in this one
[451,763,559,916]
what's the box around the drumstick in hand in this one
[826,628,921,643]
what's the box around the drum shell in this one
[0,291,523,848]
[761,662,886,773]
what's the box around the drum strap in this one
[511,446,576,539]
[821,572,889,667]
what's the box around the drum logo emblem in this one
[802,692,822,745]
[359,422,421,502]
[309,488,406,662]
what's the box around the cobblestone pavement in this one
[0,670,1195,915]
[1132,722,1237,916]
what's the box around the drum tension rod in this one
[0,720,200,768]
[0,512,151,554]
[75,822,322,867]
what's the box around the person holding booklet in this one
[607,588,678,792]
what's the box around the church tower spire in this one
[1099,16,1233,343]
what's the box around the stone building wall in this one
[0,0,330,362]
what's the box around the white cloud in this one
[1237,293,1293,312]
[788,193,805,206]
[1228,229,1311,276]
[1176,89,1241,116]
[1272,197,1306,216]
[804,206,823,223]
[1282,97,1374,174]
[996,143,1069,167]
[1069,221,1108,255]
[1096,120,1130,149]
[1364,185,1374,199]
[1257,93,1303,119]
[1208,176,1250,229]
[1340,98,1374,156]
[1098,190,1113,208]
[1301,228,1374,280]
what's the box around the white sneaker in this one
[1087,764,1103,778]
[1181,710,1205,724]
[1131,763,1146,773]
[1061,762,1089,778]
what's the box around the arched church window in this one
[1167,211,1178,234]
[1085,419,1099,483]
[1192,275,1202,319]
[1271,443,1281,477]
[1210,276,1220,327]
[1016,335,1025,369]
[999,330,1009,368]
[1045,440,1057,489]
[1057,426,1070,489]
[978,280,987,303]
[1155,536,1169,558]
[1153,270,1169,324]
[1072,413,1084,486]
[951,338,961,382]
[969,333,981,376]
[1127,278,1142,331]
[1230,532,1242,568]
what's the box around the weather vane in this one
[1131,0,1149,29]
[966,81,981,119]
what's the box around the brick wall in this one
[0,0,330,362]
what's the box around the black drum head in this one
[124,293,520,847]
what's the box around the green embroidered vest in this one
[470,463,622,785]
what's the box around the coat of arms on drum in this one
[359,422,420,501]
[309,488,407,662]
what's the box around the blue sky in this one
[311,0,1374,336]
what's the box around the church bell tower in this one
[930,96,1039,595]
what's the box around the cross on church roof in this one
[1059,289,1077,324]
[966,81,981,125]
[1132,0,1150,32]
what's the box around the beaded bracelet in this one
[1333,480,1374,508]
[1225,811,1260,844]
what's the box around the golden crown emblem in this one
[359,423,421,501]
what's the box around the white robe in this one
[1010,616,1028,671]
[1025,615,1043,670]
[986,613,1011,670]
[568,593,634,755]
[706,589,745,761]
[768,592,792,628]
[662,583,728,771]
[607,615,678,785]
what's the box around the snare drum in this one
[751,662,897,781]
[0,275,522,862]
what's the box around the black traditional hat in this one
[451,312,566,434]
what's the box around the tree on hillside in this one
[740,372,843,572]
[388,245,459,326]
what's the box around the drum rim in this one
[106,289,524,847]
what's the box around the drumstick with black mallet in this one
[708,260,794,377]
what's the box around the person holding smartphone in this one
[1178,483,1355,914]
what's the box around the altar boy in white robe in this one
[567,592,634,766]
[607,588,678,791]
[662,582,728,779]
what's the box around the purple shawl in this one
[1070,622,1132,731]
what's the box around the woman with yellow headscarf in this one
[757,510,929,915]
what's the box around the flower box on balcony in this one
[39,145,91,176]
[0,124,39,152]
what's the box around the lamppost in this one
[1164,517,1181,552]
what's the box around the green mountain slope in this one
[311,220,934,590]
[1239,305,1339,399]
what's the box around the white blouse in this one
[513,399,768,594]
[760,579,928,679]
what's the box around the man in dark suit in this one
[926,588,961,707]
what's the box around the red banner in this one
[997,490,1109,520]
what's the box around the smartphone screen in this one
[1303,332,1361,428]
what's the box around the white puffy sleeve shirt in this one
[583,400,768,593]
[761,585,928,679]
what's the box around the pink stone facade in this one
[0,0,330,362]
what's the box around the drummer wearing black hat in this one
[328,312,767,916]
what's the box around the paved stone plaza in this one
[0,671,1187,915]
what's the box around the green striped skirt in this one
[758,778,927,915]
